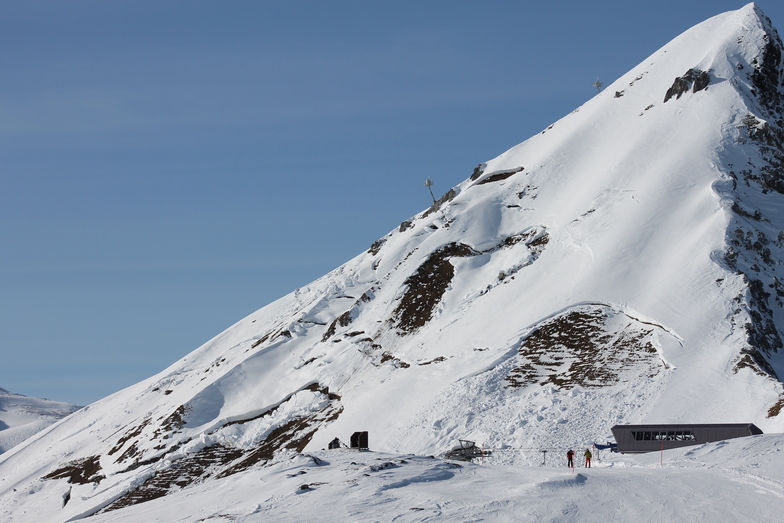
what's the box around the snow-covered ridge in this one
[0,388,81,455]
[2,3,784,521]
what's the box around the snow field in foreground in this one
[86,434,784,523]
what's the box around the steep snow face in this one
[0,388,80,454]
[3,4,784,522]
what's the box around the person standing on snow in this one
[566,449,574,468]
[584,448,592,468]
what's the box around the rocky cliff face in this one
[3,4,784,521]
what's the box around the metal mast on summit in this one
[593,77,604,93]
[425,178,436,204]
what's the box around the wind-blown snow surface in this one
[0,388,80,455]
[68,435,784,523]
[3,3,784,521]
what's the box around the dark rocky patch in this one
[470,164,486,181]
[399,220,414,232]
[663,68,710,103]
[734,347,779,379]
[745,277,783,356]
[692,70,710,92]
[250,326,292,350]
[379,352,411,368]
[392,243,477,333]
[337,311,353,327]
[115,442,141,464]
[43,455,103,485]
[368,237,387,255]
[517,185,538,200]
[101,445,247,511]
[749,33,784,122]
[203,357,227,374]
[322,319,338,342]
[418,356,446,366]
[251,333,271,348]
[108,418,151,457]
[422,188,458,218]
[614,91,624,98]
[298,319,327,326]
[506,306,667,389]
[322,291,376,342]
[767,395,784,417]
[159,405,188,434]
[368,461,398,472]
[737,114,784,194]
[476,167,524,185]
[732,201,766,221]
[527,233,550,254]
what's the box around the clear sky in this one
[2,1,782,406]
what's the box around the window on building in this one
[630,430,694,441]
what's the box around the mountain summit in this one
[2,4,784,521]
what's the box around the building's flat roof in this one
[612,423,763,434]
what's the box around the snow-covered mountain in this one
[3,3,784,521]
[0,388,80,455]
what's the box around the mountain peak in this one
[3,5,784,521]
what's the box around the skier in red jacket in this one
[566,449,575,468]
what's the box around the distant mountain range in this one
[0,387,80,454]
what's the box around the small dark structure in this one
[328,437,343,450]
[444,440,489,462]
[611,423,763,454]
[350,431,369,450]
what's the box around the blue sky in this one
[2,1,782,406]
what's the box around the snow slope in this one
[68,435,784,522]
[0,388,80,455]
[3,3,784,522]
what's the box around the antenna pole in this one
[424,178,437,204]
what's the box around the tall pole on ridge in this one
[425,178,437,204]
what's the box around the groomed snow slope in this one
[2,3,784,522]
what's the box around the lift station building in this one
[611,423,763,453]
